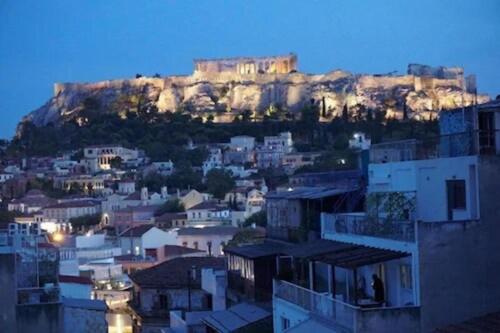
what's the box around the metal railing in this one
[17,286,60,305]
[274,279,357,332]
[322,213,416,243]
[370,130,499,163]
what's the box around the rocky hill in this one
[21,62,488,129]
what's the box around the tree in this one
[342,104,349,122]
[205,169,235,199]
[225,228,264,248]
[155,199,185,216]
[243,210,267,227]
[70,214,101,233]
[110,156,123,169]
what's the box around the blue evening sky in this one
[1,0,499,138]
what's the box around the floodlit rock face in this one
[20,63,489,130]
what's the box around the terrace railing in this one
[274,279,357,332]
[370,130,499,163]
[17,286,60,305]
[322,213,416,243]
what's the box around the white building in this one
[119,225,177,257]
[186,201,231,227]
[349,132,371,150]
[82,145,142,173]
[177,226,238,256]
[230,135,256,151]
[202,147,224,176]
[256,132,294,168]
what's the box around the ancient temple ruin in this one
[194,54,297,75]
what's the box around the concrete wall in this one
[63,305,107,333]
[417,155,500,332]
[142,227,177,256]
[273,297,310,333]
[177,234,233,256]
[0,254,17,333]
[369,156,479,222]
[356,306,420,333]
[60,282,92,299]
[17,303,63,333]
[140,288,208,314]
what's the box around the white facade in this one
[83,145,140,172]
[230,136,255,151]
[60,282,93,299]
[264,132,293,153]
[120,227,178,257]
[0,173,14,183]
[202,148,223,176]
[349,132,371,150]
[369,155,479,222]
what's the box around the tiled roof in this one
[155,212,187,223]
[44,200,99,209]
[188,200,227,211]
[124,192,142,201]
[130,257,225,288]
[119,224,155,237]
[161,245,204,256]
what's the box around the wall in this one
[142,228,177,256]
[63,305,107,333]
[417,155,500,332]
[369,155,479,222]
[140,288,208,314]
[0,254,17,333]
[60,282,92,299]
[76,234,105,248]
[356,306,420,333]
[273,297,310,333]
[177,233,233,256]
[17,303,63,333]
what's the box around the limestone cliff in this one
[21,64,488,129]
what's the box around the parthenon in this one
[194,53,298,75]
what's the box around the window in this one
[400,264,412,289]
[159,294,168,309]
[447,179,466,210]
[281,317,290,331]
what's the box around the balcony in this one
[321,213,416,252]
[17,286,61,305]
[370,130,499,164]
[323,213,415,242]
[274,279,420,333]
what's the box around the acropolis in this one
[194,54,298,75]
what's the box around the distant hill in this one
[18,60,487,133]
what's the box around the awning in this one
[313,244,410,269]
